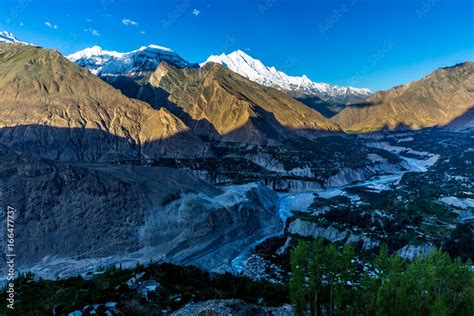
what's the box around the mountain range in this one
[69,45,372,108]
[67,40,473,132]
[1,32,472,140]
[68,42,341,144]
[203,50,373,104]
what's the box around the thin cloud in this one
[86,18,92,22]
[192,9,201,16]
[122,18,138,26]
[19,22,24,27]
[45,21,58,29]
[83,28,101,36]
[140,31,146,35]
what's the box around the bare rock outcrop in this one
[397,243,435,261]
[288,219,380,251]
[172,299,293,316]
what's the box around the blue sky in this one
[1,0,473,91]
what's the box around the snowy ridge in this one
[203,50,372,104]
[68,44,194,77]
[0,31,31,45]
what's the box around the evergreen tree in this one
[374,245,405,316]
[308,239,326,316]
[289,241,474,316]
[290,240,309,316]
[333,244,357,315]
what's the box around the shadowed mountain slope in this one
[446,107,474,130]
[295,95,345,118]
[0,143,280,278]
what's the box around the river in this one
[231,149,439,275]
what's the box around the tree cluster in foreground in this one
[290,239,474,316]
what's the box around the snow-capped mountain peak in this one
[68,44,194,77]
[202,50,372,104]
[0,31,31,45]
[67,45,123,60]
[143,44,174,52]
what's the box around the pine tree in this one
[375,245,405,316]
[290,241,473,316]
[308,239,326,316]
[334,244,357,315]
[290,240,309,316]
[323,243,340,316]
